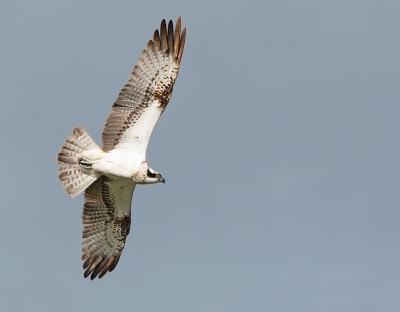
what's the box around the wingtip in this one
[153,29,160,43]
[178,27,186,64]
[160,19,168,52]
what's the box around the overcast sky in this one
[1,1,400,311]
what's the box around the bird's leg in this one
[78,158,94,169]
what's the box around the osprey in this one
[57,17,186,280]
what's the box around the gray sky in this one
[1,0,400,311]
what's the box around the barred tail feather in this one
[58,166,97,198]
[57,126,100,198]
[57,126,99,165]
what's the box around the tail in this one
[57,126,99,198]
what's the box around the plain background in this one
[1,1,400,311]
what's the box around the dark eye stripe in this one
[147,169,157,178]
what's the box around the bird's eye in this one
[156,174,161,178]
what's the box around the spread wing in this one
[81,176,136,280]
[102,17,186,158]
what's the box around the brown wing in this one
[101,17,186,152]
[81,176,136,280]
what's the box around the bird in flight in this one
[57,17,186,280]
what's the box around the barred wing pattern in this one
[102,17,186,153]
[82,176,135,279]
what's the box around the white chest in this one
[93,147,143,179]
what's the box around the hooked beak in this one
[159,177,165,183]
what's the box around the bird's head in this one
[145,167,165,184]
[131,162,165,184]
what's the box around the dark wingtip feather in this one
[153,29,160,43]
[82,256,92,269]
[98,257,115,279]
[83,267,93,279]
[174,17,182,57]
[91,257,110,279]
[108,255,121,272]
[160,19,168,52]
[147,40,154,51]
[167,20,174,51]
[83,255,102,278]
[178,27,186,64]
